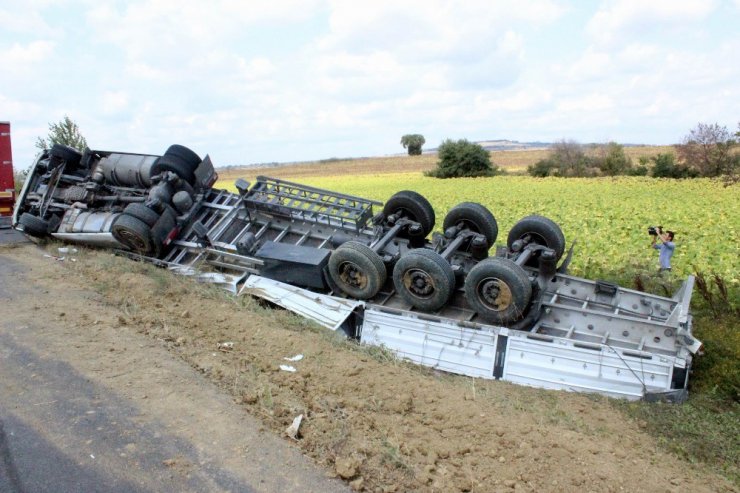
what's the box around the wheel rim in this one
[458,219,481,234]
[476,277,513,311]
[401,268,436,300]
[338,261,368,289]
[394,207,416,222]
[520,232,546,247]
[117,228,148,251]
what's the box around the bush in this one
[627,164,649,176]
[594,142,632,176]
[527,159,557,177]
[651,153,698,178]
[426,139,498,178]
[527,140,597,177]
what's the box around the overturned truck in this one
[13,144,701,401]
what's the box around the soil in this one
[1,242,736,493]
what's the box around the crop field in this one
[217,171,739,292]
[217,145,675,180]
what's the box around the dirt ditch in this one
[2,243,736,492]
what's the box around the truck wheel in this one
[507,215,565,261]
[18,212,50,237]
[151,155,196,185]
[329,241,387,299]
[50,144,83,166]
[392,248,455,312]
[111,214,154,254]
[123,203,160,227]
[164,144,202,168]
[383,190,435,237]
[442,202,498,247]
[464,257,532,325]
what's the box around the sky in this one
[1,0,739,169]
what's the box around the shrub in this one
[527,140,597,177]
[594,142,632,176]
[651,153,698,178]
[426,139,498,178]
[627,164,649,176]
[527,159,557,177]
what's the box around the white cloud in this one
[0,40,55,68]
[0,1,737,168]
[556,93,614,112]
[586,0,717,46]
[101,91,130,115]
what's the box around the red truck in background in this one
[0,121,15,228]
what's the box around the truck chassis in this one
[13,144,701,401]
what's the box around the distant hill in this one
[427,139,551,153]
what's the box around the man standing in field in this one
[651,228,675,273]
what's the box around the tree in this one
[675,122,737,178]
[400,134,426,156]
[14,168,29,195]
[594,142,632,176]
[527,140,595,177]
[650,153,696,179]
[35,115,88,152]
[425,139,497,178]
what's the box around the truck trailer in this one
[12,143,701,402]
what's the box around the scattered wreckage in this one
[13,143,701,401]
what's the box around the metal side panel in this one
[52,232,123,248]
[502,333,676,400]
[360,308,498,379]
[240,275,362,331]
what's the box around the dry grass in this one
[216,145,676,182]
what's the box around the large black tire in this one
[150,155,196,184]
[442,202,498,247]
[50,144,83,166]
[507,215,565,260]
[383,190,435,237]
[392,248,455,312]
[18,212,50,237]
[328,241,387,299]
[111,214,154,254]
[164,144,201,168]
[464,257,532,325]
[123,203,160,227]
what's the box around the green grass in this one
[616,392,739,483]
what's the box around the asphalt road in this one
[0,234,348,493]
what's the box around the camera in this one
[648,225,663,236]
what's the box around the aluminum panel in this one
[503,333,675,400]
[240,275,362,331]
[361,308,498,378]
[52,232,123,248]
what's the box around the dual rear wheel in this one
[329,192,564,326]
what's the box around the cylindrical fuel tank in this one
[94,153,158,188]
[52,209,124,248]
[57,209,120,234]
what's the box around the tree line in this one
[403,122,739,182]
[527,122,739,181]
